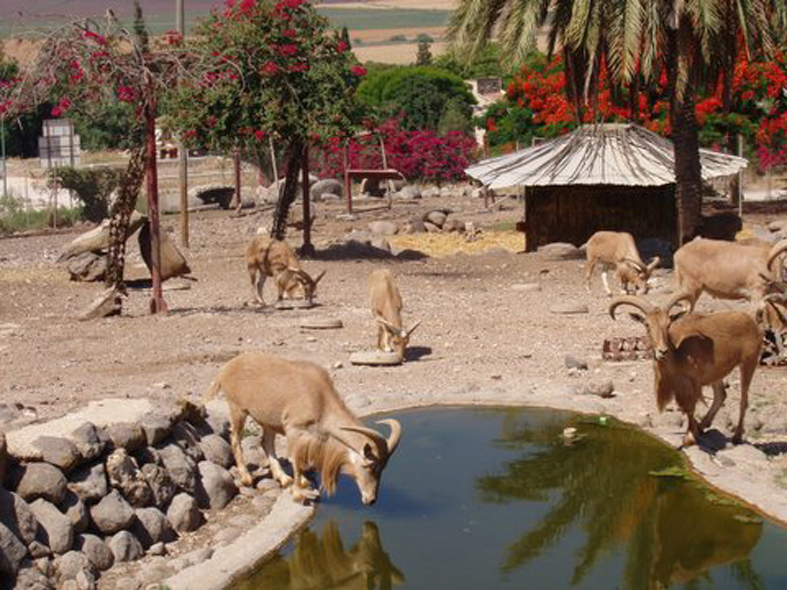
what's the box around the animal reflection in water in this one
[245,521,404,590]
[480,413,763,589]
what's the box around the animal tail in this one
[203,378,222,405]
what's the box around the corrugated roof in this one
[466,123,749,189]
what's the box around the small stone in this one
[0,521,27,576]
[140,414,171,447]
[107,531,144,563]
[511,283,541,292]
[195,461,238,510]
[67,463,108,504]
[564,355,589,370]
[424,210,447,228]
[105,422,146,452]
[132,507,174,548]
[166,493,202,533]
[549,303,589,315]
[158,443,197,494]
[574,380,615,398]
[69,423,107,463]
[53,550,96,583]
[198,435,234,470]
[15,462,68,504]
[170,422,205,463]
[0,488,40,544]
[16,563,55,589]
[368,220,398,236]
[28,540,51,558]
[61,492,89,534]
[148,541,166,556]
[141,463,177,508]
[203,406,230,440]
[89,490,135,535]
[105,448,154,508]
[75,534,113,571]
[29,498,74,555]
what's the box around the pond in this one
[237,406,787,589]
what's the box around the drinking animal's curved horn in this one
[767,240,787,272]
[665,291,695,314]
[646,256,661,272]
[375,317,401,334]
[341,425,389,459]
[313,270,326,285]
[624,258,645,272]
[376,419,402,455]
[609,296,655,321]
[405,320,422,339]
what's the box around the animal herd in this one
[207,228,785,506]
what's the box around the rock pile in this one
[0,400,239,589]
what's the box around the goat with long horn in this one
[585,231,660,296]
[609,293,762,447]
[368,268,420,361]
[205,352,402,505]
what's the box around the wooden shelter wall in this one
[524,185,676,251]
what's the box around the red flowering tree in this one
[165,0,363,240]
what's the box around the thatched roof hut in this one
[466,124,748,251]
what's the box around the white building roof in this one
[466,123,749,190]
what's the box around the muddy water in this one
[238,407,787,589]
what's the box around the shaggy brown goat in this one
[205,352,401,505]
[609,293,762,446]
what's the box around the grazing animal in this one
[585,231,660,296]
[367,268,421,359]
[204,351,402,505]
[245,237,325,305]
[673,237,787,311]
[609,293,762,446]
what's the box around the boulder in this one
[89,490,134,535]
[65,252,106,282]
[421,186,440,198]
[203,406,230,440]
[424,210,447,228]
[139,414,171,447]
[107,531,144,563]
[404,217,426,234]
[67,463,108,504]
[60,492,89,534]
[538,242,582,260]
[157,443,197,494]
[57,211,146,262]
[198,435,234,470]
[105,422,146,453]
[75,534,113,571]
[169,422,205,464]
[368,220,398,236]
[15,463,68,505]
[310,178,343,201]
[0,521,27,576]
[195,461,238,510]
[423,221,441,233]
[131,507,174,547]
[141,463,177,509]
[166,493,202,533]
[564,355,589,371]
[53,550,97,584]
[443,218,466,233]
[370,237,392,253]
[31,437,81,472]
[398,185,421,199]
[0,489,40,545]
[15,563,55,588]
[105,449,153,508]
[29,499,74,555]
[69,423,107,463]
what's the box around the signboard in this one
[39,119,80,168]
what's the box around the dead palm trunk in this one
[270,137,304,240]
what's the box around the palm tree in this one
[449,0,776,243]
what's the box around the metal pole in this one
[234,147,242,213]
[177,0,189,248]
[1,116,6,199]
[269,135,279,185]
[300,146,314,257]
[176,0,185,38]
[343,143,352,214]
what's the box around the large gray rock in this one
[538,242,582,260]
[65,251,106,282]
[67,463,108,504]
[399,185,421,199]
[310,178,343,201]
[158,443,197,494]
[425,210,447,228]
[53,550,97,584]
[89,490,134,535]
[0,521,27,576]
[69,423,107,463]
[105,448,153,508]
[107,531,143,563]
[0,488,40,545]
[139,414,171,447]
[141,463,176,508]
[105,422,146,452]
[15,463,68,504]
[195,461,237,511]
[170,422,204,464]
[198,435,234,469]
[166,493,202,533]
[131,507,174,548]
[60,492,89,534]
[29,499,74,555]
[368,220,398,236]
[75,534,113,572]
[203,405,230,440]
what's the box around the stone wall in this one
[0,398,240,589]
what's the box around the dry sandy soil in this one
[4,188,787,585]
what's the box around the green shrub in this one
[48,167,124,222]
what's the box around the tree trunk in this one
[271,138,304,240]
[144,97,168,315]
[300,146,315,258]
[672,89,703,245]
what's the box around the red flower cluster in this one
[117,86,135,103]
[276,44,298,57]
[51,97,71,118]
[260,62,278,76]
[351,65,367,77]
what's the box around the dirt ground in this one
[4,189,787,525]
